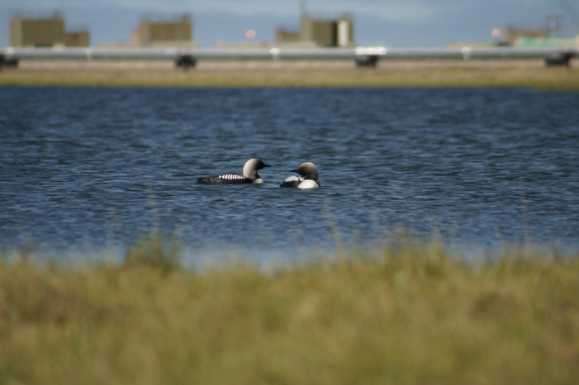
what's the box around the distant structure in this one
[132,14,193,47]
[490,24,578,49]
[515,34,579,49]
[492,26,550,46]
[301,14,354,47]
[63,30,90,47]
[275,28,302,45]
[10,13,90,47]
[276,12,354,47]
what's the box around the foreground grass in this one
[1,65,579,90]
[1,242,579,385]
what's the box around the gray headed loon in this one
[197,158,270,185]
[280,162,320,189]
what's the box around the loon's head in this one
[292,162,319,183]
[242,158,270,180]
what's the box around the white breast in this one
[298,180,319,190]
[284,175,303,183]
[254,178,263,184]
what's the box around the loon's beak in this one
[290,169,298,173]
[262,163,271,168]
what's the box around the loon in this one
[280,162,320,189]
[197,158,270,185]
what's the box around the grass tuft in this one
[123,233,182,272]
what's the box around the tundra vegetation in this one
[1,64,579,89]
[1,234,578,385]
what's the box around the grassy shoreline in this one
[1,65,579,89]
[1,241,578,385]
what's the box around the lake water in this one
[1,87,578,261]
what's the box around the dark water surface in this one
[1,87,578,261]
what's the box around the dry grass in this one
[1,239,578,385]
[1,62,579,89]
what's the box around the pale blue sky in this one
[1,0,578,47]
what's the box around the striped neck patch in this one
[219,174,250,181]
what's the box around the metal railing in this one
[1,46,577,68]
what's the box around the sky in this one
[1,0,578,47]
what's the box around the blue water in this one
[1,87,578,260]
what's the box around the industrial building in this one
[515,35,579,48]
[274,28,302,45]
[491,26,550,46]
[276,13,354,47]
[301,14,354,47]
[63,30,91,47]
[10,13,90,47]
[132,15,193,47]
[490,25,579,51]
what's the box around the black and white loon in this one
[280,162,320,189]
[197,158,270,185]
